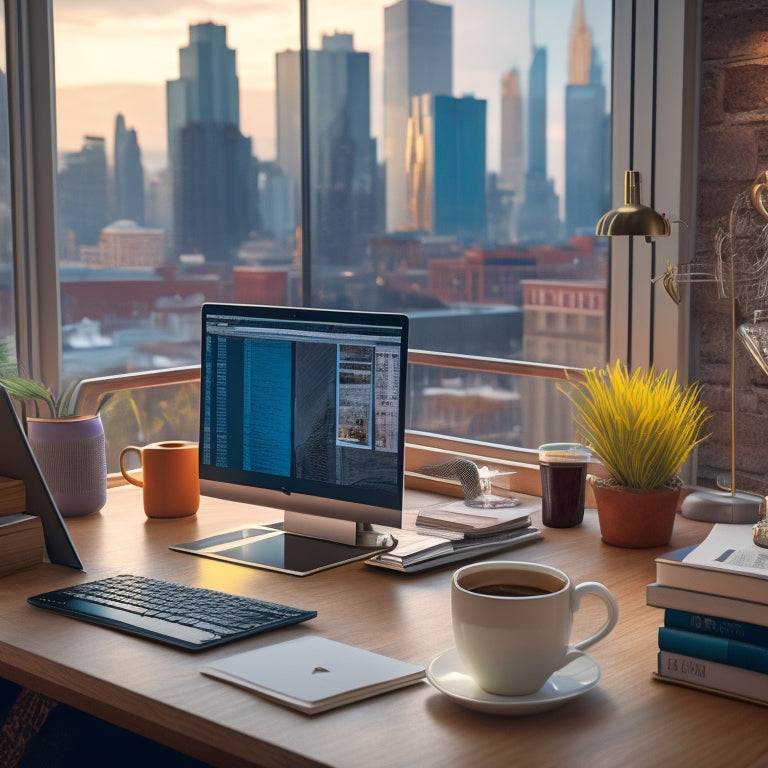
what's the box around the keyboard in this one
[28,574,317,650]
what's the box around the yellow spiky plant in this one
[557,360,710,490]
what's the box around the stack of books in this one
[647,523,768,706]
[0,475,44,577]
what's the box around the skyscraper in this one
[500,69,525,195]
[564,0,609,237]
[498,69,525,242]
[57,136,108,249]
[384,0,453,233]
[167,23,239,159]
[517,45,560,243]
[113,114,145,226]
[276,33,374,266]
[166,22,251,262]
[406,94,487,242]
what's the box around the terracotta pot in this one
[27,414,107,517]
[590,478,680,548]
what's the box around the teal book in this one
[664,609,768,647]
[658,626,768,675]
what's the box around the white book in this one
[656,650,768,707]
[654,524,768,603]
[202,636,425,714]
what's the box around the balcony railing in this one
[73,353,584,498]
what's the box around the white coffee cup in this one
[451,560,619,696]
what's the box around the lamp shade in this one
[595,170,670,238]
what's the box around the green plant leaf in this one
[0,374,57,418]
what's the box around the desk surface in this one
[0,487,763,768]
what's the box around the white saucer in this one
[426,648,600,715]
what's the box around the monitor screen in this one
[188,303,408,575]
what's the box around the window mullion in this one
[299,0,311,306]
[6,0,61,388]
[609,0,699,376]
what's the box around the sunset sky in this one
[52,0,612,186]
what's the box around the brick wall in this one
[694,0,768,485]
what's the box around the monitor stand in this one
[283,510,391,547]
[170,511,395,577]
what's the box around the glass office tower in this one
[113,114,145,226]
[384,0,453,233]
[498,69,525,243]
[406,93,487,242]
[276,33,374,268]
[564,0,609,237]
[517,46,560,243]
[166,22,251,262]
[57,136,109,249]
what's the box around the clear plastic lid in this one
[538,442,590,463]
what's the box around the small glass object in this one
[465,466,519,509]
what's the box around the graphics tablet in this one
[0,385,83,569]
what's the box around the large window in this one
[47,0,612,451]
[52,2,299,381]
[5,1,698,467]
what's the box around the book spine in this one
[658,626,768,675]
[664,608,768,646]
[646,583,768,628]
[657,651,768,704]
[655,560,768,604]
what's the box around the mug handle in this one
[570,581,619,652]
[119,446,144,488]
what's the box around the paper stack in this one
[367,494,542,573]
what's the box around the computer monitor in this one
[184,303,408,575]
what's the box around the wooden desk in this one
[0,486,762,767]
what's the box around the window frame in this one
[6,0,702,487]
[607,0,700,378]
[6,0,60,389]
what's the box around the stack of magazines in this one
[647,523,768,706]
[366,495,541,573]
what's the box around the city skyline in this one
[53,0,612,198]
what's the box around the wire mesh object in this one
[655,183,768,526]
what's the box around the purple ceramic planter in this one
[27,414,107,517]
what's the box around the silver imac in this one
[172,303,408,576]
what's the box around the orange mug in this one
[119,441,200,518]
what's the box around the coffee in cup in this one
[451,560,618,696]
[119,441,199,518]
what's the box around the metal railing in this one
[74,352,583,496]
[71,351,584,415]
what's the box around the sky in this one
[52,0,612,194]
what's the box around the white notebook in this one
[202,636,426,714]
